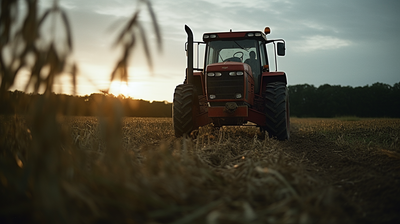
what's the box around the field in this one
[1,116,399,223]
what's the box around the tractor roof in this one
[202,27,270,42]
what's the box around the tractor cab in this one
[202,28,285,94]
[203,32,269,96]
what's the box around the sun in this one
[109,81,141,98]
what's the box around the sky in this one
[12,0,400,102]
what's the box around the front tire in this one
[263,82,290,140]
[172,84,198,137]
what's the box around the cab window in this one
[206,39,259,67]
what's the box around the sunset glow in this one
[109,81,143,99]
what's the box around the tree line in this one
[288,82,400,118]
[1,82,399,118]
[1,91,172,117]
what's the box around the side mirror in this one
[277,42,285,56]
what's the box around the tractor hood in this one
[206,62,252,74]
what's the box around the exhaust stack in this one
[185,25,194,85]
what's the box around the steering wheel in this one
[233,51,244,62]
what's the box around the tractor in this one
[173,25,289,140]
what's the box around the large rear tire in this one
[263,82,290,140]
[173,84,198,137]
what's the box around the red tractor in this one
[173,25,289,140]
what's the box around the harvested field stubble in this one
[285,118,400,224]
[292,118,400,152]
[0,116,361,223]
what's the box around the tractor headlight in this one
[229,71,244,76]
[204,34,218,39]
[208,72,222,77]
[235,93,242,99]
[209,94,216,99]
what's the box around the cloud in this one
[202,0,274,10]
[300,20,339,33]
[292,35,352,52]
[94,6,136,18]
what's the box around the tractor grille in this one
[207,72,244,100]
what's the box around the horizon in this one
[9,81,399,104]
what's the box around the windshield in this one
[206,39,257,64]
[206,39,260,74]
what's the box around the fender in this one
[185,71,205,95]
[260,71,287,95]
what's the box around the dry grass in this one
[287,118,400,224]
[291,118,400,152]
[1,116,355,223]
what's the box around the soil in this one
[281,123,400,224]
